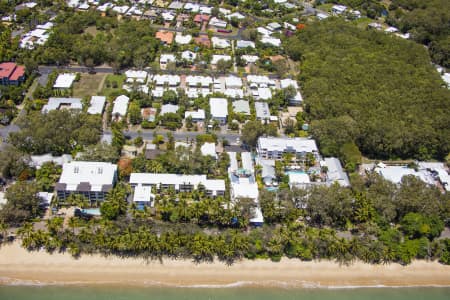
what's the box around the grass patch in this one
[316,4,333,12]
[101,74,127,97]
[72,73,106,98]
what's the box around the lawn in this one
[100,74,127,97]
[72,73,106,98]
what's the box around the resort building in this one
[257,137,319,160]
[56,161,117,202]
[129,173,226,197]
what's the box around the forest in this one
[285,19,450,161]
[387,0,449,67]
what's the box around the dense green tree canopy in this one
[285,19,450,160]
[9,110,102,155]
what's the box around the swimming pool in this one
[265,186,278,192]
[285,170,307,175]
[81,208,101,216]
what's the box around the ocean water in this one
[0,286,449,300]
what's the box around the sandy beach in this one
[0,242,449,287]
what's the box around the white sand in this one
[1,242,449,287]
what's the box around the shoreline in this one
[1,242,450,288]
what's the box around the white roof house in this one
[112,95,130,118]
[162,11,175,21]
[153,74,181,86]
[57,161,117,192]
[87,96,106,115]
[257,87,272,100]
[316,12,329,20]
[209,97,228,120]
[231,178,259,201]
[225,76,243,88]
[184,109,205,120]
[224,88,244,99]
[260,36,281,47]
[42,97,82,113]
[255,102,271,120]
[241,152,254,173]
[200,142,217,159]
[175,34,192,45]
[209,17,227,28]
[53,73,77,89]
[199,6,212,14]
[125,70,148,83]
[375,165,435,185]
[257,27,273,36]
[288,172,310,189]
[129,173,225,196]
[227,12,245,20]
[181,50,197,61]
[132,185,155,207]
[168,1,184,9]
[232,100,250,115]
[211,54,231,65]
[241,55,259,64]
[280,78,299,89]
[184,2,199,12]
[267,22,282,31]
[237,40,256,49]
[247,75,275,86]
[323,157,350,187]
[112,5,130,14]
[211,36,231,48]
[160,104,179,115]
[185,75,212,87]
[160,54,176,69]
[332,4,347,14]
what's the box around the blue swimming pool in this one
[81,208,101,216]
[285,170,307,175]
[265,186,278,192]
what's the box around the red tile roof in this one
[194,14,210,23]
[0,62,16,79]
[9,65,25,81]
[155,31,174,44]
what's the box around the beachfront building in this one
[55,161,117,202]
[129,173,226,197]
[257,137,319,160]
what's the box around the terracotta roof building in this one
[155,31,174,45]
[0,62,25,85]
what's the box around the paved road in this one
[106,129,241,142]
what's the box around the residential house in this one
[181,50,197,62]
[209,17,227,28]
[56,161,117,202]
[193,14,210,24]
[175,34,192,45]
[42,97,82,113]
[209,97,228,125]
[160,54,176,69]
[232,100,250,115]
[156,30,174,45]
[160,103,179,115]
[211,54,231,65]
[236,40,255,49]
[200,142,217,159]
[111,95,130,121]
[332,4,347,15]
[322,157,350,187]
[141,107,157,122]
[260,36,281,47]
[267,22,282,31]
[255,102,271,120]
[53,73,76,89]
[0,62,25,85]
[184,109,205,122]
[168,1,184,9]
[87,96,106,115]
[211,36,230,48]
